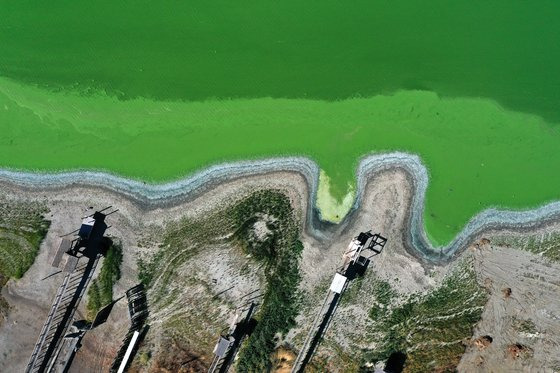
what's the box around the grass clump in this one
[340,276,364,306]
[0,200,49,319]
[512,318,538,335]
[87,242,123,318]
[368,279,397,321]
[373,279,396,307]
[364,260,488,372]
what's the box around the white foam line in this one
[1,152,559,262]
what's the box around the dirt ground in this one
[0,171,310,372]
[0,169,559,372]
[459,241,560,372]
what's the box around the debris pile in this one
[507,344,532,359]
[473,335,493,350]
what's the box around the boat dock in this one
[291,231,387,373]
[25,209,115,373]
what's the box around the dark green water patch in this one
[1,0,560,121]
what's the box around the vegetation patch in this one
[0,200,49,318]
[149,335,208,372]
[364,260,488,372]
[0,200,50,279]
[311,339,360,373]
[368,279,397,321]
[340,276,364,306]
[232,191,303,372]
[86,242,123,318]
[512,318,538,335]
[137,208,232,291]
[136,203,236,366]
[493,233,560,263]
[136,190,303,371]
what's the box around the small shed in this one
[79,216,96,239]
[330,273,347,294]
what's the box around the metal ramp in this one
[290,286,346,373]
[26,255,100,373]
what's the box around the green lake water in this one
[1,0,560,245]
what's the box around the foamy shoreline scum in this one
[2,152,559,262]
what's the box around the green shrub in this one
[87,242,123,318]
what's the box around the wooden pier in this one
[25,255,100,373]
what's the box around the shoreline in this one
[2,152,560,262]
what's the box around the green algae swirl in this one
[2,79,560,245]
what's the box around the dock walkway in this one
[291,277,346,373]
[25,254,100,373]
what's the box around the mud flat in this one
[3,152,560,262]
[1,156,560,372]
[0,169,312,372]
